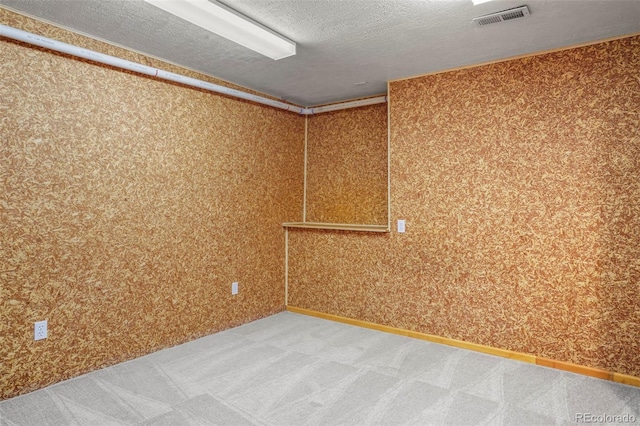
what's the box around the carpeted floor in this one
[1,311,639,425]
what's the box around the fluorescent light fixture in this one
[143,0,296,60]
[472,0,495,5]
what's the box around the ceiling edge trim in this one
[0,5,297,106]
[0,22,387,115]
[388,31,640,85]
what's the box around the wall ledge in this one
[283,222,389,233]
[286,305,640,388]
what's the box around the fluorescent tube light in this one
[472,0,495,5]
[143,0,296,60]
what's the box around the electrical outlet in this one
[34,320,48,341]
[232,282,238,295]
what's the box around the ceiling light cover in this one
[472,0,495,5]
[143,0,296,60]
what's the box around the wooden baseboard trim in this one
[286,306,640,388]
[613,372,640,387]
[535,357,611,381]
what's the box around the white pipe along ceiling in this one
[0,24,387,114]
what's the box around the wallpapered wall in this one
[2,6,639,401]
[0,10,304,399]
[289,35,640,377]
[305,104,388,225]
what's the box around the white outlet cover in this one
[34,319,48,340]
[397,219,406,233]
[232,282,238,295]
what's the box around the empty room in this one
[1,0,639,424]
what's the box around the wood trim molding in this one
[286,305,640,388]
[282,222,389,232]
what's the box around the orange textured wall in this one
[289,36,640,377]
[305,104,388,225]
[0,10,304,399]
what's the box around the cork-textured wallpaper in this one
[305,104,388,225]
[1,10,304,399]
[289,36,640,377]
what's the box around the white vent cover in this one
[473,5,530,26]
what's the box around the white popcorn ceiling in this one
[1,0,638,106]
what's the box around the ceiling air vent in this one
[473,5,530,26]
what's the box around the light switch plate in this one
[232,282,238,295]
[397,220,406,233]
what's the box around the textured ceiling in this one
[1,0,639,106]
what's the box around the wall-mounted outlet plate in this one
[35,320,48,340]
[232,282,238,295]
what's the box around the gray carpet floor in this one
[1,311,639,425]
